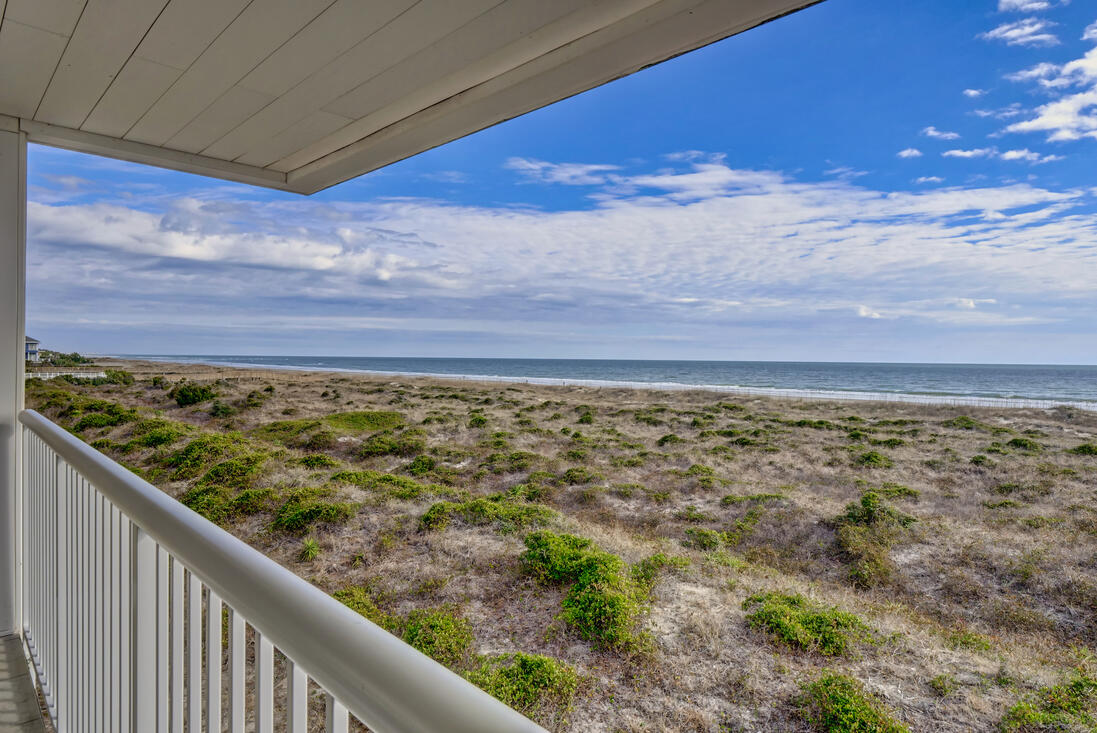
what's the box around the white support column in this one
[0,118,27,635]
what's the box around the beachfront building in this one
[0,2,816,729]
[23,336,38,363]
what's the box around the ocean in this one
[120,356,1097,410]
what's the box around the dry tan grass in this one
[27,359,1097,732]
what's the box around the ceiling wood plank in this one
[132,0,251,71]
[200,0,499,162]
[236,110,350,168]
[81,57,180,138]
[274,0,657,172]
[238,0,415,99]
[124,0,335,147]
[165,86,274,154]
[35,0,170,129]
[80,0,251,139]
[3,0,84,36]
[0,20,68,118]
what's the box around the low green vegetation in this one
[521,531,647,650]
[833,491,915,588]
[1069,443,1097,456]
[359,428,426,458]
[170,383,217,407]
[742,592,870,657]
[331,470,453,500]
[1000,672,1097,732]
[324,410,404,432]
[164,433,246,480]
[854,451,894,469]
[271,488,356,533]
[419,494,556,533]
[402,607,475,668]
[464,653,580,724]
[796,672,910,733]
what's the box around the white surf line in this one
[121,356,1096,412]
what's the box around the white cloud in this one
[942,148,997,158]
[980,17,1060,47]
[1006,62,1062,83]
[1006,89,1097,141]
[974,103,1025,119]
[26,155,1097,360]
[963,89,986,98]
[504,157,620,185]
[914,176,944,184]
[897,148,923,158]
[998,0,1052,10]
[999,148,1064,162]
[922,126,961,140]
[1084,21,1097,41]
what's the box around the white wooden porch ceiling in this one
[0,0,817,194]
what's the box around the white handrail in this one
[19,409,544,733]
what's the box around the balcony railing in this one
[18,409,545,733]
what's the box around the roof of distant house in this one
[25,337,39,344]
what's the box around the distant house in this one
[25,336,40,362]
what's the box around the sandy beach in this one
[26,358,1097,731]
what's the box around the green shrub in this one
[250,419,320,444]
[333,586,397,631]
[833,492,914,588]
[674,505,715,523]
[73,404,136,432]
[171,384,216,407]
[324,410,404,432]
[468,413,488,428]
[796,672,910,733]
[854,451,893,469]
[721,493,785,506]
[657,433,685,447]
[481,451,538,474]
[271,489,356,533]
[164,433,245,479]
[577,411,594,425]
[195,453,265,489]
[402,608,474,668]
[294,454,339,469]
[406,455,436,476]
[928,674,956,698]
[419,495,556,533]
[331,470,452,500]
[465,653,579,724]
[943,415,991,431]
[209,401,235,418]
[358,429,426,458]
[1069,443,1097,456]
[742,592,869,657]
[631,553,689,592]
[127,418,189,448]
[1007,437,1042,452]
[562,466,601,485]
[1000,672,1097,732]
[521,531,646,650]
[684,527,722,550]
[971,454,992,466]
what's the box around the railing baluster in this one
[119,514,131,733]
[80,475,89,732]
[325,693,349,733]
[256,631,274,733]
[228,607,245,733]
[133,525,157,733]
[287,659,307,733]
[205,589,222,733]
[157,545,169,733]
[172,557,184,733]
[110,503,121,731]
[187,571,202,732]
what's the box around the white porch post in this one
[0,119,27,635]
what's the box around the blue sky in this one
[26,0,1097,364]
